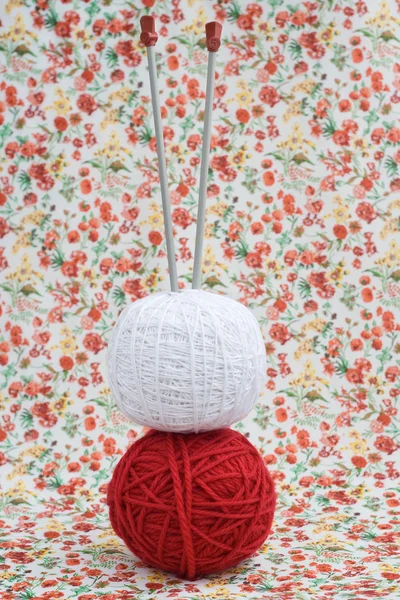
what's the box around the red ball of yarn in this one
[107,428,276,579]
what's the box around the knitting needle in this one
[192,22,222,290]
[140,16,178,293]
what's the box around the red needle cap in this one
[205,21,222,52]
[140,16,158,47]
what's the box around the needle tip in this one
[205,21,222,52]
[140,16,158,47]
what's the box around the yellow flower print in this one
[99,386,112,397]
[205,579,230,588]
[168,143,187,163]
[348,430,368,455]
[229,147,250,169]
[292,360,317,387]
[80,488,95,500]
[294,338,313,360]
[145,203,164,230]
[9,253,33,282]
[79,268,99,286]
[281,483,297,497]
[22,210,46,226]
[236,80,254,108]
[318,25,337,46]
[378,563,400,574]
[195,245,227,277]
[366,374,384,392]
[255,20,273,39]
[5,478,26,496]
[51,393,69,415]
[183,6,207,34]
[302,318,327,333]
[12,232,31,254]
[381,239,400,267]
[7,463,28,479]
[100,109,120,131]
[320,533,339,544]
[52,88,72,116]
[202,245,217,273]
[312,522,335,534]
[59,336,77,356]
[278,122,311,151]
[5,12,26,41]
[204,222,215,239]
[329,264,346,285]
[5,0,24,14]
[332,199,351,223]
[283,101,302,123]
[7,253,42,282]
[208,201,230,218]
[43,520,64,534]
[329,513,348,523]
[350,484,367,499]
[73,28,90,45]
[0,569,18,580]
[291,80,316,94]
[49,157,64,174]
[97,131,127,159]
[380,217,400,239]
[367,0,397,29]
[98,528,118,539]
[100,536,121,548]
[258,542,272,554]
[147,573,167,583]
[290,361,329,388]
[21,444,47,458]
[109,86,134,103]
[389,199,400,210]
[351,136,369,155]
[143,273,159,290]
[211,589,232,598]
[147,212,164,230]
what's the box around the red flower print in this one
[54,21,72,37]
[83,333,104,354]
[171,207,192,229]
[259,86,280,106]
[269,324,291,345]
[333,130,350,146]
[356,202,377,223]
[374,436,398,454]
[148,231,162,245]
[77,94,97,115]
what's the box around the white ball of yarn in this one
[107,290,266,433]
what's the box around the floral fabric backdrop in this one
[1,0,400,598]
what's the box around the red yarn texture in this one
[107,428,276,579]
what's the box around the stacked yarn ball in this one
[108,290,266,432]
[107,290,276,578]
[107,428,276,579]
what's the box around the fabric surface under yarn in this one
[107,428,276,579]
[108,290,266,432]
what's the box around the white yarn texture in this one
[108,290,266,433]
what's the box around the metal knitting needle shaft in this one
[140,16,178,292]
[192,22,222,290]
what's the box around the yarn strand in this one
[167,433,196,579]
